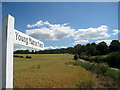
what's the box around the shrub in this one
[75,80,93,88]
[93,63,108,74]
[74,54,79,61]
[87,56,96,62]
[107,51,120,68]
[94,55,107,63]
[105,68,120,84]
[79,53,107,63]
[79,52,89,60]
[19,56,24,58]
[26,55,32,58]
[69,61,120,85]
[13,55,19,58]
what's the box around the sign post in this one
[0,14,44,89]
[2,14,15,88]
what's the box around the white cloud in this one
[44,46,67,50]
[73,40,88,45]
[14,47,28,51]
[26,21,75,40]
[27,20,69,28]
[27,20,44,28]
[113,29,119,35]
[96,40,112,45]
[27,20,111,45]
[73,25,110,45]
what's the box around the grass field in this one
[13,54,92,88]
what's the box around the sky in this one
[2,2,119,50]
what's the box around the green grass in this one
[67,60,120,86]
[13,54,92,88]
[105,68,120,84]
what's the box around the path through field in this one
[14,54,92,88]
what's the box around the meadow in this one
[13,54,92,88]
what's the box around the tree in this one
[74,44,82,54]
[109,40,120,52]
[80,45,87,54]
[86,43,97,56]
[66,47,74,54]
[32,50,34,54]
[91,42,97,47]
[96,41,109,55]
[74,54,79,61]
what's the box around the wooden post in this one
[1,14,15,88]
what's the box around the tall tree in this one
[74,44,82,54]
[109,40,120,52]
[96,41,109,55]
[87,43,97,56]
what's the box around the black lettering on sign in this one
[15,31,43,48]
[15,32,19,40]
[15,31,28,45]
[29,38,38,46]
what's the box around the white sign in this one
[14,30,44,50]
[0,14,44,89]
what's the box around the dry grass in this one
[13,54,92,88]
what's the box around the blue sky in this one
[2,2,118,50]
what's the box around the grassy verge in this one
[66,61,120,87]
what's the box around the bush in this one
[105,68,120,84]
[19,56,24,58]
[94,55,107,63]
[87,56,96,62]
[68,61,120,85]
[26,55,32,58]
[93,63,108,74]
[74,54,79,61]
[80,55,107,63]
[107,51,120,68]
[75,80,92,88]
[79,52,89,60]
[13,55,19,57]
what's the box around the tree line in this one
[14,40,120,56]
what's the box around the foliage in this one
[79,54,107,63]
[75,80,92,88]
[14,55,19,57]
[14,55,24,58]
[26,55,32,58]
[14,40,120,56]
[105,68,120,84]
[74,54,79,60]
[109,40,120,52]
[96,41,109,55]
[93,63,108,74]
[94,55,107,63]
[86,43,97,56]
[14,50,29,54]
[79,52,89,60]
[74,44,82,54]
[19,56,24,58]
[68,61,120,85]
[107,51,120,68]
